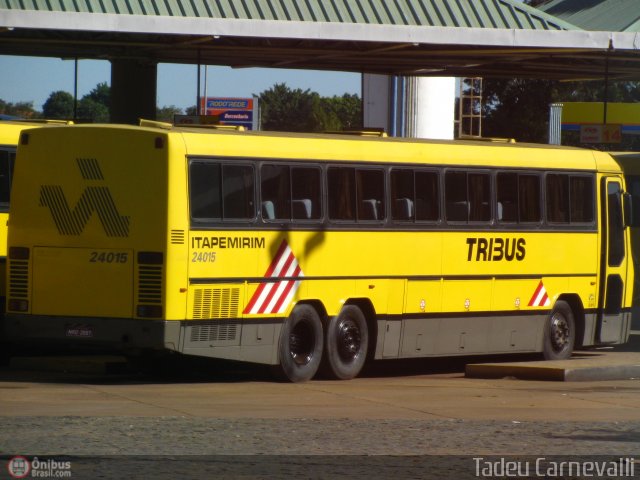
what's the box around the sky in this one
[0,55,362,112]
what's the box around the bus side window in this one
[261,164,291,220]
[222,164,255,220]
[469,172,490,222]
[519,174,541,223]
[415,170,439,222]
[357,169,385,221]
[292,167,321,220]
[497,172,518,222]
[445,171,468,222]
[391,169,414,221]
[546,174,569,224]
[328,167,356,221]
[189,162,222,220]
[570,175,594,223]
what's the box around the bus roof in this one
[24,122,622,173]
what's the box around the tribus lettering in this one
[466,237,526,261]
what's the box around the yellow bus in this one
[4,123,633,381]
[0,120,71,320]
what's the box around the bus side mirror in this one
[623,192,634,228]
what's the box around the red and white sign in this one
[528,280,550,307]
[243,240,304,315]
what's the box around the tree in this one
[258,83,319,132]
[76,97,109,123]
[258,83,361,133]
[84,82,110,108]
[77,82,110,122]
[482,79,557,143]
[42,91,74,119]
[0,99,38,118]
[482,78,640,149]
[156,105,183,123]
[321,93,362,130]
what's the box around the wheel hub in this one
[289,321,314,366]
[550,313,570,352]
[337,318,361,363]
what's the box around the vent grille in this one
[190,321,239,343]
[171,230,185,244]
[193,288,240,319]
[137,265,162,304]
[9,259,29,299]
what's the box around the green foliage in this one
[77,98,109,123]
[482,78,640,149]
[42,91,74,119]
[84,82,110,108]
[156,105,184,122]
[7,81,361,130]
[41,84,111,122]
[320,93,363,130]
[257,83,361,133]
[0,99,38,118]
[482,79,557,143]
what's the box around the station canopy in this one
[1,0,640,81]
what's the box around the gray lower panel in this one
[375,314,546,360]
[181,321,281,365]
[599,311,632,344]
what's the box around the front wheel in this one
[542,300,575,360]
[321,305,369,380]
[273,304,323,382]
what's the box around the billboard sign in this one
[199,96,258,130]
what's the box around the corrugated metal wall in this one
[0,0,574,30]
[541,0,640,32]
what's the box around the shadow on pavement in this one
[1,334,637,385]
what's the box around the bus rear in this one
[5,124,184,353]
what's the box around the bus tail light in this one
[8,299,28,312]
[9,246,30,260]
[136,305,163,318]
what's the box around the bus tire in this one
[274,304,323,383]
[542,300,575,360]
[321,305,368,380]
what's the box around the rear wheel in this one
[273,304,323,382]
[543,300,575,360]
[321,305,368,380]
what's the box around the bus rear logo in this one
[39,158,130,237]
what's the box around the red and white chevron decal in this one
[243,240,304,315]
[528,280,550,307]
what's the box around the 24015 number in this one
[192,251,216,263]
[89,252,129,263]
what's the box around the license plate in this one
[65,325,94,338]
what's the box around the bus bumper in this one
[2,315,181,354]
